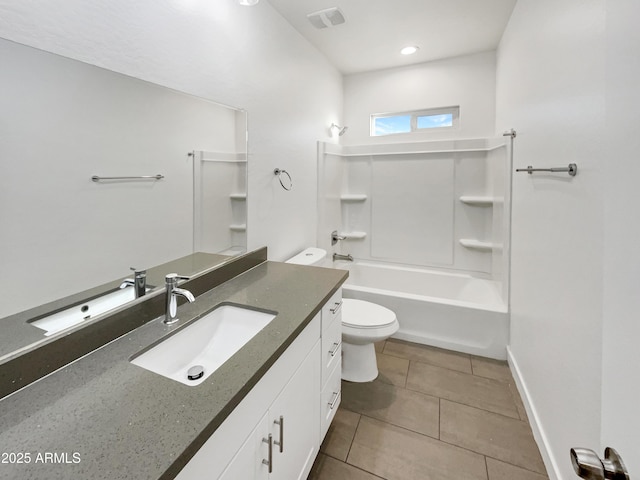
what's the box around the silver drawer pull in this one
[274,416,284,453]
[328,391,340,410]
[330,300,342,314]
[262,434,273,473]
[329,342,341,357]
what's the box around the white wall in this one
[343,51,496,145]
[496,1,606,478]
[601,0,640,474]
[0,0,343,270]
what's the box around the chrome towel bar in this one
[91,174,164,182]
[516,163,577,176]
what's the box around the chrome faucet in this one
[164,273,195,325]
[331,230,346,246]
[333,253,354,262]
[131,267,147,298]
[119,267,147,298]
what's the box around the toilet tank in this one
[285,247,327,266]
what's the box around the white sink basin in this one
[130,304,277,386]
[29,286,149,336]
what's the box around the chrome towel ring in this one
[274,168,292,191]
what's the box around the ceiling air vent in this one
[307,7,346,29]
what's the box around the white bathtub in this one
[333,261,509,360]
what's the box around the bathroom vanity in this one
[0,255,347,480]
[176,288,343,480]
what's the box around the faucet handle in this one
[165,273,190,286]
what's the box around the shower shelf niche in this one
[230,193,247,200]
[229,224,247,232]
[340,194,367,202]
[459,196,502,206]
[459,239,502,251]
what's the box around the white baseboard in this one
[507,346,563,480]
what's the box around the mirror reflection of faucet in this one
[164,273,196,325]
[119,267,147,298]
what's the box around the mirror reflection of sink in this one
[130,304,277,386]
[28,286,152,336]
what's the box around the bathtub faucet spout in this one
[333,253,353,262]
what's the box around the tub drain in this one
[187,365,204,381]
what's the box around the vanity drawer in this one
[320,361,342,441]
[321,314,342,386]
[321,288,342,331]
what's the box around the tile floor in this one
[308,339,549,480]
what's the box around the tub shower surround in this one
[318,138,512,359]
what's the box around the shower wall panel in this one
[318,139,509,279]
[370,155,454,266]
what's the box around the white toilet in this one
[286,248,399,383]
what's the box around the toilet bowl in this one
[285,247,399,383]
[341,299,399,382]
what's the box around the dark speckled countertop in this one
[0,261,347,480]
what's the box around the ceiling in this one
[267,0,517,75]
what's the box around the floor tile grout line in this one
[342,405,539,472]
[342,458,388,480]
[381,351,474,375]
[344,410,363,464]
[401,385,522,421]
[484,455,490,480]
[434,433,548,476]
[314,452,387,480]
[343,377,441,404]
[483,453,550,478]
[387,338,473,359]
[348,410,441,441]
[349,407,540,474]
[438,396,441,440]
[403,356,514,381]
[341,409,389,480]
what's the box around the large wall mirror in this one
[0,38,248,360]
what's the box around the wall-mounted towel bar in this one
[91,174,164,182]
[516,164,577,176]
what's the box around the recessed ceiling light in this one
[400,46,419,55]
[238,0,259,5]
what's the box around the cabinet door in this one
[219,414,269,480]
[269,341,321,480]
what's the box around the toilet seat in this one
[341,299,396,329]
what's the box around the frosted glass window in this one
[371,106,459,137]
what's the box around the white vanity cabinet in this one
[175,288,342,480]
[320,289,342,440]
[218,340,320,480]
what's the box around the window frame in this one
[370,106,460,137]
